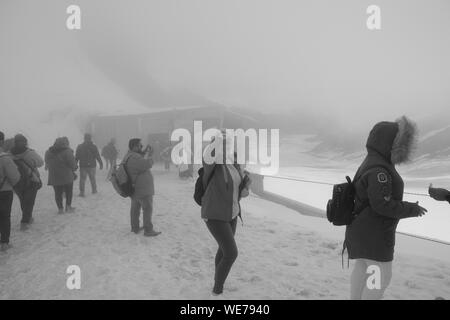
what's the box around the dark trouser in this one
[53,183,73,209]
[205,218,238,292]
[16,186,38,223]
[0,191,13,244]
[130,195,153,232]
[79,167,97,194]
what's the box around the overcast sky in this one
[1,0,450,140]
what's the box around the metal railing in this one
[252,173,450,246]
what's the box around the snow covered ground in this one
[1,165,450,300]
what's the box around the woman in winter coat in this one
[345,116,427,300]
[45,137,77,213]
[10,134,44,229]
[201,133,251,296]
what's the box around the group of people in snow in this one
[198,119,449,299]
[0,131,162,253]
[1,116,450,299]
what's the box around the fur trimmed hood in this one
[366,116,418,165]
[391,116,418,164]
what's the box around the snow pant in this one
[16,186,38,224]
[0,191,13,244]
[79,167,97,195]
[130,195,153,232]
[205,218,238,293]
[350,258,393,300]
[53,183,73,210]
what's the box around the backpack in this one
[194,165,216,206]
[110,156,134,198]
[326,165,389,226]
[13,158,42,192]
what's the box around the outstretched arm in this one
[429,184,450,204]
[366,169,426,219]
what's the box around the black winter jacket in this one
[345,119,421,262]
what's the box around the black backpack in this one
[13,158,42,192]
[194,165,216,206]
[326,165,389,226]
[110,156,134,198]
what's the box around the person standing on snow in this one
[345,116,427,300]
[123,138,161,237]
[201,133,251,296]
[160,145,172,171]
[75,133,103,197]
[0,131,20,252]
[10,134,44,230]
[45,137,78,214]
[101,138,118,178]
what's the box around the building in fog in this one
[87,105,260,159]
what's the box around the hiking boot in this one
[144,230,161,237]
[0,243,12,252]
[65,206,76,213]
[58,208,65,214]
[212,283,223,296]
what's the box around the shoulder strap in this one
[16,158,36,177]
[122,154,137,184]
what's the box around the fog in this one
[1,0,450,149]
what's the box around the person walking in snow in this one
[101,138,118,179]
[160,145,172,171]
[123,138,161,237]
[10,134,44,230]
[345,116,427,300]
[0,131,20,252]
[201,133,251,296]
[75,133,103,197]
[45,137,78,214]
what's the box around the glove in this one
[429,184,450,201]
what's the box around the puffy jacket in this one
[345,118,422,262]
[123,151,154,198]
[75,142,102,168]
[45,139,77,186]
[0,149,20,192]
